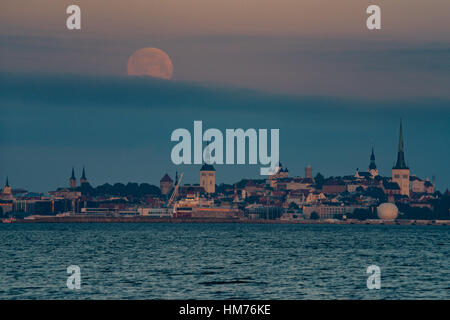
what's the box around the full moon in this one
[127,48,174,80]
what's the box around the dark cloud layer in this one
[2,34,450,98]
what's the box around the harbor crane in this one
[167,172,183,208]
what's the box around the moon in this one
[127,48,174,80]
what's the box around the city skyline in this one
[1,119,445,193]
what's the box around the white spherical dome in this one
[377,203,399,220]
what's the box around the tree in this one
[310,211,320,220]
[126,182,140,196]
[363,187,387,202]
[96,183,113,196]
[79,182,94,196]
[430,194,450,220]
[347,208,377,220]
[215,183,234,194]
[111,183,126,196]
[139,183,161,196]
[314,173,325,189]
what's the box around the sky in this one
[0,1,449,191]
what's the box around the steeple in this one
[3,176,11,194]
[80,166,87,184]
[70,167,76,188]
[393,120,408,169]
[369,147,377,170]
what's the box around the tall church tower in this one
[305,165,313,179]
[201,140,216,193]
[70,167,76,189]
[3,177,11,194]
[368,147,378,177]
[200,164,215,193]
[392,121,410,197]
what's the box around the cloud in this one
[2,34,450,98]
[2,71,449,112]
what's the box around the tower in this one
[160,173,173,195]
[69,167,76,189]
[200,164,215,193]
[80,166,88,185]
[368,147,378,177]
[392,121,410,197]
[3,177,11,194]
[305,165,313,179]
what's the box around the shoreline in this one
[2,216,449,226]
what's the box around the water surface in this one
[0,223,448,299]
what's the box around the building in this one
[305,165,313,179]
[69,167,76,189]
[322,179,346,195]
[355,147,378,179]
[392,121,410,197]
[267,162,289,187]
[382,181,401,196]
[48,188,81,200]
[200,164,215,193]
[410,176,435,194]
[286,190,325,205]
[270,162,289,179]
[2,177,11,195]
[191,207,241,219]
[368,147,379,177]
[303,204,365,219]
[0,178,15,211]
[80,166,88,185]
[160,173,173,195]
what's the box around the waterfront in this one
[0,223,449,299]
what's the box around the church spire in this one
[81,166,86,180]
[5,176,9,187]
[398,120,404,153]
[369,147,377,170]
[70,167,76,188]
[80,166,87,184]
[394,120,408,169]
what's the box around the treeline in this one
[77,182,161,197]
[345,194,450,220]
[398,194,450,220]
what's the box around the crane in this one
[167,172,183,208]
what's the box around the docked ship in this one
[173,187,241,219]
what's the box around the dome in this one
[377,203,399,220]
